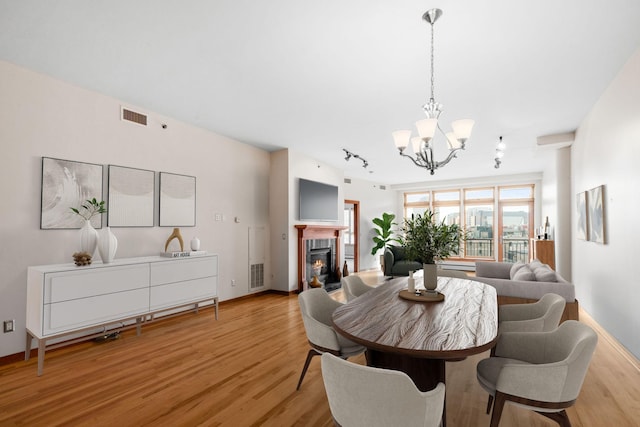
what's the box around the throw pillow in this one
[509,261,526,279]
[512,264,536,281]
[530,263,557,282]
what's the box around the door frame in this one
[344,200,360,272]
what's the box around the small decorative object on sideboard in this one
[98,226,118,263]
[190,236,201,251]
[70,198,106,256]
[72,251,92,266]
[164,227,184,252]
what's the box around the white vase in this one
[423,263,438,291]
[190,236,201,251]
[98,226,118,263]
[407,270,416,293]
[79,220,99,256]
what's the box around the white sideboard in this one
[26,254,218,375]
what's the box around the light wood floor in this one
[1,272,638,426]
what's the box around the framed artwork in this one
[40,157,104,229]
[576,191,589,241]
[107,165,155,227]
[159,172,196,227]
[588,185,605,244]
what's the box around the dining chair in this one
[498,293,566,333]
[476,320,597,427]
[341,275,374,302]
[296,288,365,390]
[321,353,445,427]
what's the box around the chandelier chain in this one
[430,22,435,101]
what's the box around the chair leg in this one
[486,394,494,414]
[296,349,320,390]
[537,410,572,427]
[490,392,507,427]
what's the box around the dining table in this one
[332,274,498,426]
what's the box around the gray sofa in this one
[474,260,578,321]
[383,246,422,277]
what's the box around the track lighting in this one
[342,149,369,169]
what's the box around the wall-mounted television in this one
[299,178,339,221]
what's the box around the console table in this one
[26,254,218,375]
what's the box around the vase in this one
[190,236,201,251]
[98,226,118,263]
[407,270,416,293]
[79,219,99,256]
[423,263,438,291]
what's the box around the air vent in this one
[344,178,352,184]
[121,107,147,126]
[250,263,264,289]
[379,185,386,190]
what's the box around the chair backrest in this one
[298,288,343,351]
[498,293,566,333]
[321,353,445,427]
[537,293,566,331]
[341,275,372,302]
[544,320,598,402]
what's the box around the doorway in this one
[344,200,359,273]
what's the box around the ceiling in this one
[2,0,640,185]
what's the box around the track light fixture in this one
[343,149,369,169]
[494,136,505,169]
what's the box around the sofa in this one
[473,259,578,321]
[383,246,422,277]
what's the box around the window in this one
[403,184,535,262]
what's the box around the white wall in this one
[343,178,398,271]
[0,61,271,357]
[572,47,640,359]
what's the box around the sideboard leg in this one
[37,339,46,376]
[25,331,32,361]
[214,298,219,320]
[136,317,142,336]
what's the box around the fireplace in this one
[295,225,348,293]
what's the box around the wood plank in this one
[0,274,638,426]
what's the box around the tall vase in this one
[98,226,118,263]
[79,219,99,257]
[423,263,438,291]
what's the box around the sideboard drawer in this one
[45,264,150,304]
[150,277,217,311]
[44,288,149,335]
[149,256,217,286]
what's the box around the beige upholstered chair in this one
[321,353,445,427]
[498,293,566,333]
[341,275,374,302]
[477,320,598,427]
[296,288,365,390]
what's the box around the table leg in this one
[25,331,32,360]
[365,349,447,426]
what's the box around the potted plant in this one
[402,210,466,291]
[371,212,401,270]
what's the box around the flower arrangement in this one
[402,210,467,265]
[70,198,107,220]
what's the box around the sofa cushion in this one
[511,264,536,281]
[509,262,526,279]
[529,260,557,282]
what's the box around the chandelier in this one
[392,8,474,175]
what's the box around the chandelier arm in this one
[434,148,461,169]
[399,151,428,168]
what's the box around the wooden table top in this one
[332,276,498,359]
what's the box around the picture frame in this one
[159,172,196,227]
[107,165,155,227]
[40,157,104,229]
[576,191,588,241]
[587,185,605,244]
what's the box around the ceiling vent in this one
[344,178,352,184]
[379,185,386,190]
[121,107,148,126]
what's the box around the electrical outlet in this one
[3,320,15,333]
[231,279,236,287]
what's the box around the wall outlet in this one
[3,320,15,333]
[231,279,236,287]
